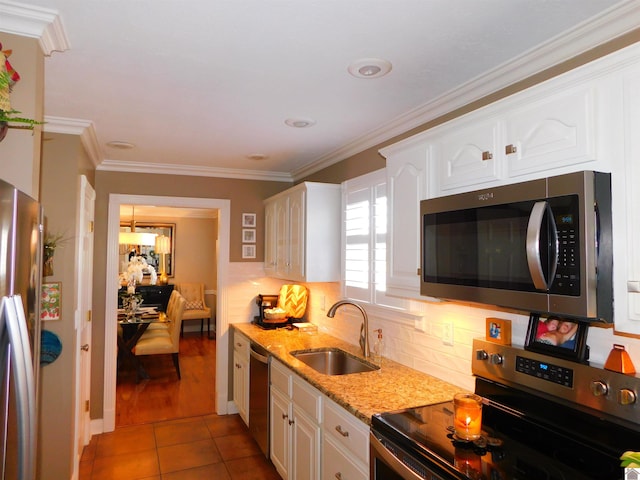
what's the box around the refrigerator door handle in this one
[3,295,36,480]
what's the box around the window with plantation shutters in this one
[342,169,407,310]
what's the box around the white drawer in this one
[233,331,250,358]
[292,374,322,423]
[323,399,369,465]
[322,434,368,480]
[270,358,292,396]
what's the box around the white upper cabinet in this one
[434,83,599,196]
[381,138,431,298]
[436,116,502,192]
[264,182,341,282]
[503,85,597,178]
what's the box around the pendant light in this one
[119,206,157,246]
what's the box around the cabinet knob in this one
[288,419,295,426]
[282,413,288,420]
[335,425,349,437]
[482,151,493,161]
[335,473,343,480]
[417,267,421,276]
[505,144,517,155]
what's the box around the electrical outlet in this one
[443,321,454,346]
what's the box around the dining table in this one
[117,309,169,381]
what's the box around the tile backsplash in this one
[229,263,640,392]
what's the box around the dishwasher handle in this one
[250,344,270,364]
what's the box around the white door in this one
[73,176,95,475]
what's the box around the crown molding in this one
[97,159,294,183]
[0,1,70,55]
[291,0,640,181]
[44,116,102,167]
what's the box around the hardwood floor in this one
[116,333,217,426]
[81,333,281,479]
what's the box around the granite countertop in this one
[232,323,465,425]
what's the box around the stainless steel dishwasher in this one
[249,342,270,457]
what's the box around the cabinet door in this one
[270,387,291,480]
[292,406,321,480]
[384,141,429,298]
[436,117,502,193]
[616,66,640,334]
[287,187,306,281]
[504,86,597,178]
[274,196,290,279]
[232,351,248,425]
[264,200,277,275]
[322,434,367,480]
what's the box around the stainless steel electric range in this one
[371,338,640,480]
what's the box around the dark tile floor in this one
[79,414,281,479]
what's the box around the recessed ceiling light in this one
[106,141,135,149]
[247,153,269,160]
[348,58,392,79]
[285,118,316,128]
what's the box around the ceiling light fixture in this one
[247,153,269,161]
[348,58,392,79]
[119,206,157,246]
[285,118,316,128]
[107,141,136,149]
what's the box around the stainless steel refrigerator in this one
[0,179,42,480]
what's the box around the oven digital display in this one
[516,355,574,387]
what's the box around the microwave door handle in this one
[526,201,552,290]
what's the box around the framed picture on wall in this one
[242,213,256,227]
[242,244,256,259]
[41,282,62,321]
[243,229,256,243]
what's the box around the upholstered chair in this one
[134,293,186,379]
[175,283,212,336]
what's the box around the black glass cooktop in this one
[372,386,640,480]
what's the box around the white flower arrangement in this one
[119,255,157,291]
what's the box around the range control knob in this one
[590,380,608,397]
[489,353,503,365]
[618,389,637,406]
[476,350,489,361]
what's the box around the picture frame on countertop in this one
[242,213,256,227]
[242,244,256,259]
[242,228,256,243]
[524,313,589,364]
[41,282,62,321]
[486,317,511,345]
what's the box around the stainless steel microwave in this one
[420,171,613,322]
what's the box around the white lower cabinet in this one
[232,331,249,426]
[322,398,369,480]
[270,359,321,480]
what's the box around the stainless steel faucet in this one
[326,300,370,359]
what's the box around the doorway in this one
[103,194,231,432]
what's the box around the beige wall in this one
[0,32,44,198]
[39,133,94,480]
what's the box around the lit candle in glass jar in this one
[453,393,483,440]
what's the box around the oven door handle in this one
[370,432,425,480]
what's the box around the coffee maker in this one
[254,294,288,329]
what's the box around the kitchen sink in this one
[290,348,380,375]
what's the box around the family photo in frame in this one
[525,313,589,363]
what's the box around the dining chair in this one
[134,293,186,379]
[144,289,180,335]
[175,283,211,336]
